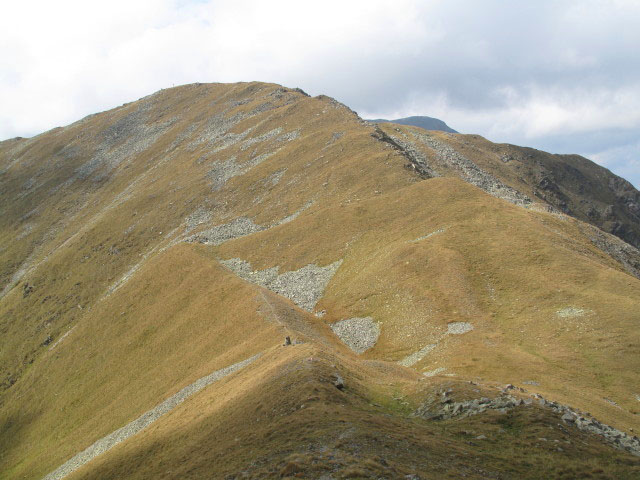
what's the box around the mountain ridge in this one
[1,81,639,479]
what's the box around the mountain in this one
[1,82,640,479]
[369,115,458,133]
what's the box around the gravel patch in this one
[447,322,474,335]
[398,322,473,371]
[423,367,446,377]
[184,208,214,231]
[219,258,279,285]
[76,101,177,181]
[275,129,301,143]
[42,354,261,480]
[410,228,446,243]
[220,258,342,311]
[399,344,437,367]
[240,127,282,150]
[206,148,283,191]
[322,131,344,150]
[276,201,314,226]
[604,397,621,408]
[206,156,245,191]
[188,112,249,151]
[184,199,312,246]
[189,217,263,245]
[556,307,587,318]
[330,317,380,354]
[372,127,438,178]
[265,168,287,186]
[48,327,76,351]
[268,261,341,311]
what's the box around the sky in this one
[1,0,639,187]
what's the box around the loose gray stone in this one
[410,228,446,243]
[220,258,342,312]
[417,389,640,457]
[556,307,587,318]
[423,367,446,377]
[42,354,261,480]
[446,322,474,335]
[399,344,437,367]
[189,217,263,245]
[331,317,380,354]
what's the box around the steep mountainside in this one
[369,116,458,133]
[1,82,640,479]
[375,124,640,250]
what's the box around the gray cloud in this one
[1,0,638,187]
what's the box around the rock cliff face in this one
[1,83,640,479]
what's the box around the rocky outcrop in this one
[415,387,640,457]
[370,126,437,178]
[579,222,640,279]
[410,132,533,207]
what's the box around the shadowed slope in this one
[377,124,640,250]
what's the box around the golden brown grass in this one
[1,82,639,479]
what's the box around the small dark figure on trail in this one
[283,336,292,346]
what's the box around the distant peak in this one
[368,115,458,133]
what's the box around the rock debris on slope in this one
[189,217,263,246]
[581,222,640,279]
[447,322,474,335]
[330,317,380,354]
[220,258,342,312]
[416,388,640,457]
[398,344,437,367]
[43,354,261,480]
[397,322,474,369]
[396,130,533,207]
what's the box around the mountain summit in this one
[1,82,639,479]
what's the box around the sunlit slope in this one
[0,82,411,392]
[1,82,639,479]
[215,175,640,426]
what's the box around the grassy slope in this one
[1,83,639,479]
[381,125,640,248]
[67,344,640,480]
